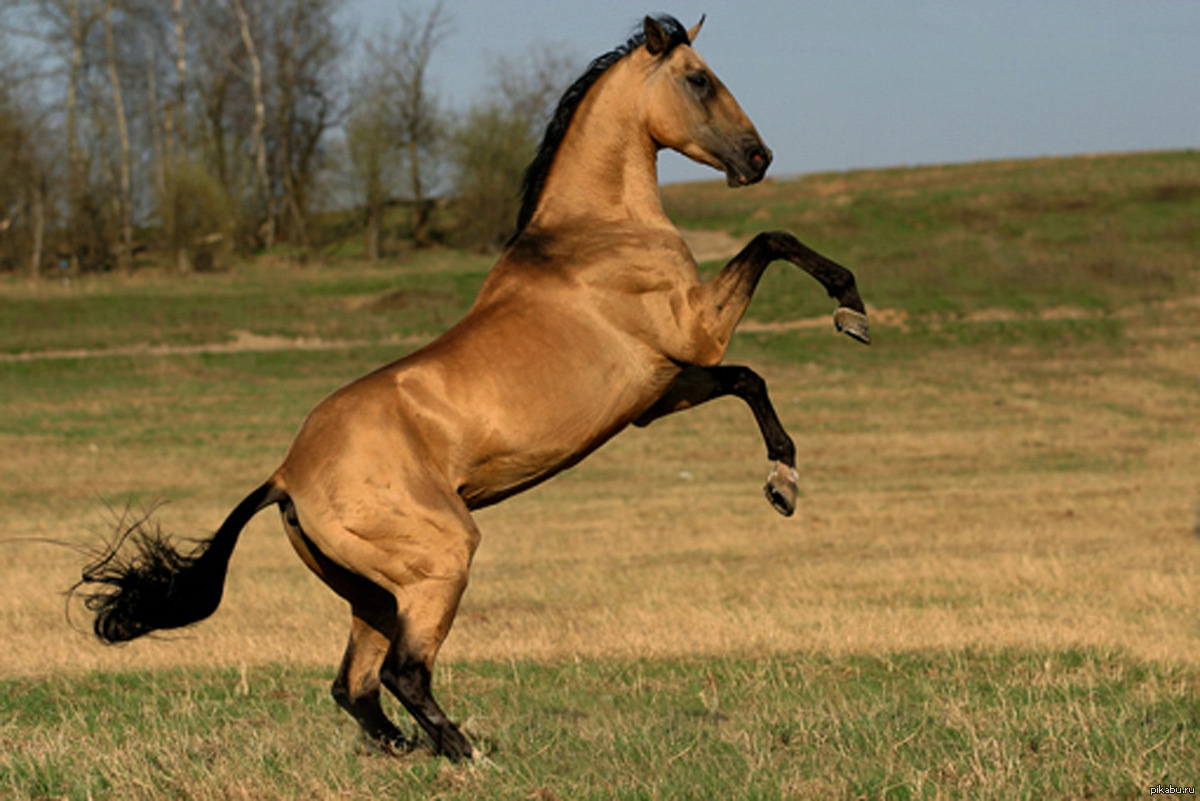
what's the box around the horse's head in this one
[639,15,772,187]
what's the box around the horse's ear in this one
[643,16,670,55]
[687,14,706,44]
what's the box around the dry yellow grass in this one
[3,293,1198,681]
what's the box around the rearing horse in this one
[77,15,868,762]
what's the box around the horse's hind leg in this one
[283,462,481,760]
[380,571,478,761]
[635,364,800,516]
[281,500,412,751]
[333,612,412,752]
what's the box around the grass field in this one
[2,151,1199,798]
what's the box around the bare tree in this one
[2,0,162,272]
[192,3,240,202]
[0,71,49,275]
[0,0,413,271]
[2,6,61,274]
[270,0,345,247]
[342,12,440,261]
[171,0,186,150]
[167,0,189,270]
[64,1,98,270]
[143,34,166,201]
[450,44,575,250]
[448,104,527,251]
[28,161,45,275]
[343,59,401,261]
[103,0,133,272]
[376,0,450,247]
[491,43,576,134]
[6,0,106,271]
[215,0,345,252]
[230,0,272,249]
[188,2,264,256]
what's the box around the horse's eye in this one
[686,71,711,93]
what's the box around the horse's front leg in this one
[634,365,800,516]
[693,231,871,350]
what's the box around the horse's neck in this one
[530,62,672,233]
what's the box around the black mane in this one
[510,14,690,240]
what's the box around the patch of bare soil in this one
[5,293,1198,363]
[0,329,426,363]
[740,296,1200,335]
[678,228,747,263]
[355,287,459,313]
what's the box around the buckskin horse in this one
[77,14,869,762]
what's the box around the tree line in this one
[0,0,573,276]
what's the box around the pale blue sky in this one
[342,0,1199,184]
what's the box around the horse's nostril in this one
[746,143,771,168]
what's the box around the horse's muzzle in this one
[726,138,773,187]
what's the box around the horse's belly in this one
[453,394,641,509]
[447,344,683,508]
[394,291,680,508]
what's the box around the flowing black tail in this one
[75,481,282,643]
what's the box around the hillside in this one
[665,149,1200,319]
[2,150,1199,798]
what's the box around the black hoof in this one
[364,727,417,757]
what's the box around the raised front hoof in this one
[834,307,871,345]
[764,462,799,517]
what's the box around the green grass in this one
[2,649,1196,799]
[3,151,1200,799]
[723,315,1129,376]
[0,250,492,355]
[3,152,1196,356]
[674,150,1200,319]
